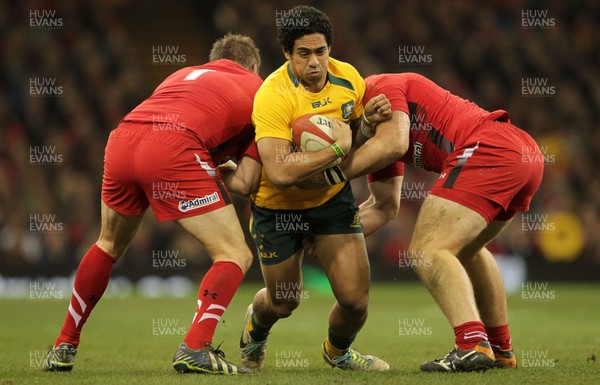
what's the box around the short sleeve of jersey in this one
[252,83,294,143]
[325,59,366,121]
[367,161,405,183]
[366,75,409,115]
[236,136,261,164]
[351,74,366,120]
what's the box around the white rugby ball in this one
[291,114,341,167]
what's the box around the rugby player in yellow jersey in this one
[238,5,393,371]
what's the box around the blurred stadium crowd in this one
[1,0,599,280]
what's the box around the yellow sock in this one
[246,315,253,332]
[324,338,345,358]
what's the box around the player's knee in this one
[408,244,456,263]
[212,249,253,273]
[456,248,479,261]
[95,240,124,261]
[230,250,253,273]
[406,245,440,276]
[238,252,253,272]
[337,295,368,317]
[270,296,300,319]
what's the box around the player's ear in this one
[283,49,291,60]
[250,63,259,75]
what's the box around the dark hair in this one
[277,5,333,53]
[209,33,261,70]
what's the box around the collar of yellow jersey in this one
[286,63,354,91]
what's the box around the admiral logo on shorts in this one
[178,192,220,212]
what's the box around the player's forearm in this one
[267,147,341,189]
[342,112,409,180]
[341,135,402,180]
[358,177,403,236]
[350,118,375,148]
[223,174,246,195]
[359,205,392,237]
[224,172,259,195]
[221,157,262,195]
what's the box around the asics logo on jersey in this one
[312,97,331,108]
[178,192,220,212]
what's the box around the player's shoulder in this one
[258,62,289,92]
[365,72,431,99]
[188,60,261,82]
[163,60,257,83]
[328,57,360,77]
[327,57,363,91]
[200,59,247,73]
[366,72,422,85]
[255,62,297,108]
[379,71,430,79]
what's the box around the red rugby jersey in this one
[122,59,263,163]
[365,73,508,174]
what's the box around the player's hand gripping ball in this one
[291,114,342,168]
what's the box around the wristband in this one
[360,122,375,138]
[362,111,374,127]
[324,165,348,186]
[330,142,345,158]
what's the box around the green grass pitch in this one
[1,282,598,384]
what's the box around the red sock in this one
[183,261,244,349]
[454,321,488,350]
[55,244,115,348]
[486,324,512,351]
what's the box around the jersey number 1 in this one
[183,69,215,81]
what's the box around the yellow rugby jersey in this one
[252,57,366,210]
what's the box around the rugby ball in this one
[291,114,341,167]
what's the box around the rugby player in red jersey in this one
[324,72,544,372]
[44,34,265,375]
